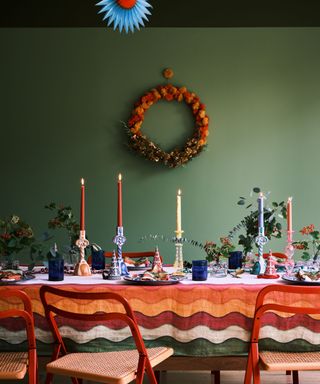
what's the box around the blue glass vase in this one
[48,258,64,281]
[228,251,243,270]
[192,260,208,281]
[91,250,105,270]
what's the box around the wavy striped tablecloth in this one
[1,273,320,356]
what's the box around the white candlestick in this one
[176,189,182,237]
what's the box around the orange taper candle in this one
[80,178,85,231]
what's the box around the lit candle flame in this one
[178,189,181,196]
[118,174,122,181]
[81,178,84,185]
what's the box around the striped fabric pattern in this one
[1,284,320,356]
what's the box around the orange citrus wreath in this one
[126,69,209,168]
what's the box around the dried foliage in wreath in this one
[126,68,210,168]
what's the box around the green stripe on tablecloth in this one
[0,338,319,356]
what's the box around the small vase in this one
[209,261,228,277]
[192,260,208,281]
[228,251,243,270]
[91,249,105,270]
[48,258,64,281]
[1,258,20,270]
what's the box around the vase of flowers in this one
[203,237,235,277]
[203,237,235,263]
[228,187,286,256]
[0,215,38,269]
[292,224,320,262]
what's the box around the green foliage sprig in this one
[292,224,320,261]
[0,215,39,260]
[140,234,235,262]
[45,203,80,245]
[228,187,287,254]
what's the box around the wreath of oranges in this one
[126,69,209,168]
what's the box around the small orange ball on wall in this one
[163,68,174,79]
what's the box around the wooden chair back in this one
[244,285,320,384]
[40,285,158,383]
[0,290,37,383]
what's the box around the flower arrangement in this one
[293,224,320,261]
[126,68,209,168]
[203,237,235,263]
[228,188,286,254]
[0,215,41,267]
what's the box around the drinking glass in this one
[48,259,64,281]
[192,260,208,281]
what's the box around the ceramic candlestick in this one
[113,226,129,276]
[74,230,91,276]
[173,230,184,271]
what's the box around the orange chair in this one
[40,285,173,384]
[0,290,37,384]
[244,285,320,384]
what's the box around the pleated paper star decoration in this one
[96,0,152,33]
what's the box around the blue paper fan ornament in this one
[96,0,152,33]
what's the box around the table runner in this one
[1,273,320,357]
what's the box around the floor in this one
[30,370,320,383]
[157,370,318,383]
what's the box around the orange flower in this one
[179,87,187,94]
[163,68,174,79]
[135,106,144,115]
[134,121,142,130]
[128,114,140,127]
[202,117,209,125]
[198,109,206,119]
[177,93,183,102]
[192,102,200,111]
[300,224,315,235]
[293,243,306,250]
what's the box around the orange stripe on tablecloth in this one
[1,285,320,318]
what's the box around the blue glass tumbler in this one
[48,258,64,281]
[228,251,243,270]
[192,260,208,281]
[91,250,105,270]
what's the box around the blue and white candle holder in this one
[252,228,268,275]
[113,226,129,276]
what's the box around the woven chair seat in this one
[260,351,320,371]
[47,346,173,384]
[0,352,28,379]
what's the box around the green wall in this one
[1,28,320,263]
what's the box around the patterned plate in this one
[123,276,180,285]
[282,274,320,285]
[0,274,35,285]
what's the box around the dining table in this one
[1,268,320,376]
